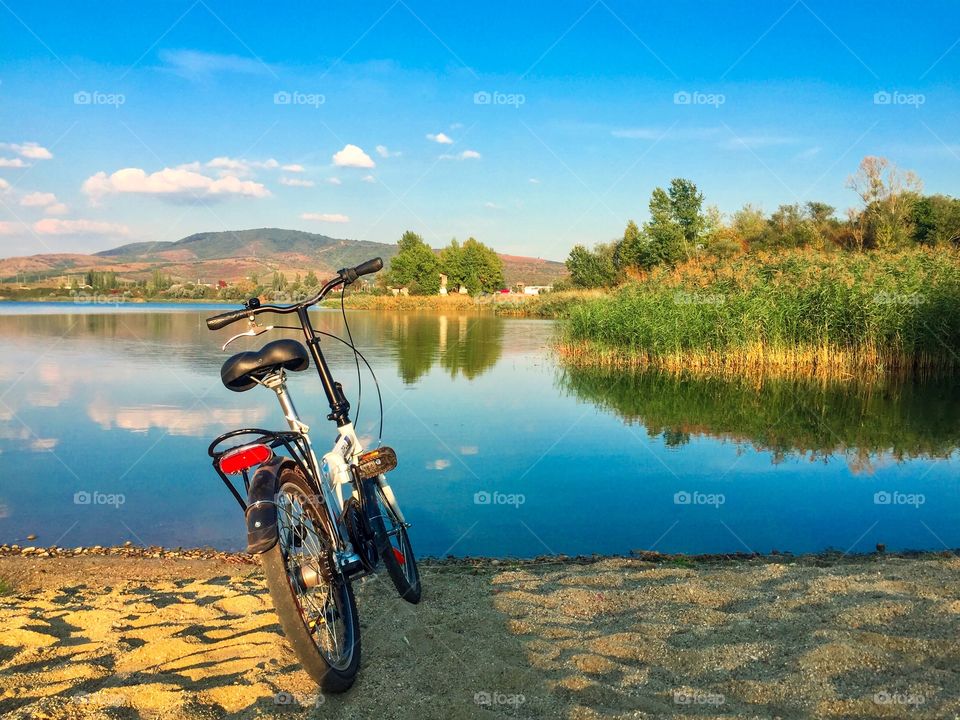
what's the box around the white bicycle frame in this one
[262,368,406,571]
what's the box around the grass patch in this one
[494,289,602,318]
[559,248,960,377]
[0,575,15,596]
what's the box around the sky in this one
[0,0,958,260]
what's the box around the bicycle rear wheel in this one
[362,478,421,603]
[260,466,361,691]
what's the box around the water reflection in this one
[0,306,506,386]
[560,367,960,464]
[388,313,504,383]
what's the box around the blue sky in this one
[1,0,958,259]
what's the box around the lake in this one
[0,302,958,558]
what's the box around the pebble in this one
[25,534,36,541]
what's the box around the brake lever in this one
[222,321,274,351]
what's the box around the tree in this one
[668,178,706,254]
[847,156,922,249]
[303,270,319,288]
[617,178,707,272]
[765,204,817,248]
[458,237,504,294]
[641,187,686,268]
[731,204,767,247]
[613,220,644,272]
[911,195,960,246]
[386,230,440,294]
[567,242,618,288]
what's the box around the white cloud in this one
[528,177,540,184]
[33,219,129,235]
[795,146,822,159]
[45,202,69,215]
[721,135,798,150]
[441,149,481,160]
[301,212,350,223]
[361,175,376,183]
[326,177,342,185]
[0,178,10,192]
[282,163,305,172]
[612,127,721,141]
[484,201,500,209]
[158,49,271,80]
[279,176,315,187]
[426,132,454,144]
[205,156,286,177]
[1,142,53,160]
[0,157,28,168]
[83,167,271,202]
[20,191,57,207]
[0,221,23,235]
[375,145,400,158]
[332,144,375,168]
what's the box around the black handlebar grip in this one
[206,307,251,331]
[339,256,384,284]
[354,256,383,277]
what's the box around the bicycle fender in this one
[245,456,286,554]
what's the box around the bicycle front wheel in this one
[362,478,421,604]
[260,466,361,691]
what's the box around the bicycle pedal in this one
[355,446,398,479]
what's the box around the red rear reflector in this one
[219,443,273,475]
[392,547,406,566]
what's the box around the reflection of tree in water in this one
[560,367,960,463]
[392,314,441,384]
[392,314,504,384]
[438,315,503,380]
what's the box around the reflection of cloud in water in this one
[427,458,451,471]
[460,446,479,455]
[30,438,58,451]
[0,502,8,518]
[87,400,268,436]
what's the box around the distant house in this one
[522,285,553,296]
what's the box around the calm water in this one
[0,302,958,557]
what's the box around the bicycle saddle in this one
[220,339,310,392]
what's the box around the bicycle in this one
[204,257,421,692]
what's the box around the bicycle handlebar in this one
[205,256,383,331]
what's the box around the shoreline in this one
[2,541,955,566]
[2,550,957,718]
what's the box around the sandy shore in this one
[0,552,957,719]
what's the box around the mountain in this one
[1,228,567,287]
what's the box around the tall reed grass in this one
[558,248,960,377]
